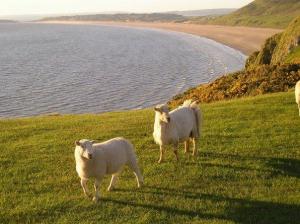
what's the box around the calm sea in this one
[0,23,246,117]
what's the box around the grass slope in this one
[190,0,300,28]
[1,92,300,223]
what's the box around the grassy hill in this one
[40,13,186,23]
[171,16,300,106]
[189,0,300,28]
[0,92,300,223]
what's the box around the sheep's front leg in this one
[93,179,102,203]
[184,140,190,154]
[80,178,91,198]
[107,174,118,191]
[192,138,197,156]
[158,145,164,163]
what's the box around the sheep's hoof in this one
[93,196,99,203]
[107,187,113,192]
[158,159,162,164]
[85,193,92,198]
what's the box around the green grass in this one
[1,92,300,223]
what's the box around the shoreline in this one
[37,21,282,55]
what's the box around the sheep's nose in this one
[88,154,93,159]
[167,117,171,122]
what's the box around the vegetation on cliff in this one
[171,64,300,105]
[170,16,300,106]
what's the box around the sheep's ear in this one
[91,140,97,144]
[154,107,161,112]
[75,140,81,146]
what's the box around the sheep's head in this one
[75,139,96,160]
[154,104,171,123]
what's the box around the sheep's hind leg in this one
[184,140,190,154]
[80,178,91,198]
[158,145,164,163]
[93,179,102,203]
[192,138,198,156]
[107,174,119,191]
[128,160,144,188]
[173,143,179,162]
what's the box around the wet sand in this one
[39,21,282,55]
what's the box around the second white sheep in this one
[296,80,300,116]
[153,100,202,163]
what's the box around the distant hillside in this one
[170,16,300,106]
[166,8,236,17]
[0,19,17,23]
[40,13,186,23]
[189,0,300,28]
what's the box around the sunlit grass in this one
[0,92,299,223]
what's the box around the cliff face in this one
[271,17,300,64]
[246,16,300,69]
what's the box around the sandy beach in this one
[39,21,282,55]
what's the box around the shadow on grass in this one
[266,158,300,178]
[2,186,299,224]
[102,197,226,220]
[194,151,300,178]
[114,186,300,224]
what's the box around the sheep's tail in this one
[183,100,202,138]
[181,99,193,108]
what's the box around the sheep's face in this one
[75,139,96,160]
[154,104,171,123]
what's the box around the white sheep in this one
[74,137,143,202]
[153,100,202,163]
[296,80,300,116]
